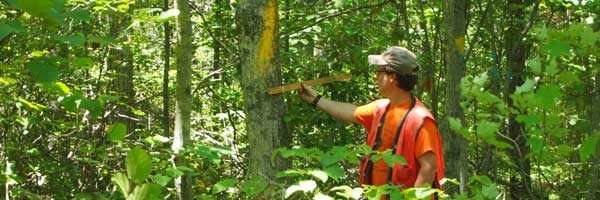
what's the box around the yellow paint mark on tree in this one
[257,0,277,75]
[454,36,465,55]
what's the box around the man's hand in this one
[298,84,318,103]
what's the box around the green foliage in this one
[108,123,127,142]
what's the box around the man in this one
[299,46,444,194]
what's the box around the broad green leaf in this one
[482,184,499,199]
[0,24,14,40]
[79,98,103,118]
[516,114,542,129]
[126,147,153,184]
[381,150,407,168]
[556,144,574,157]
[65,9,90,21]
[9,0,64,26]
[579,135,599,161]
[476,121,500,140]
[212,179,236,194]
[309,170,328,183]
[74,57,94,69]
[166,167,183,178]
[528,137,544,155]
[515,79,535,94]
[581,25,596,46]
[108,123,127,142]
[57,33,86,47]
[26,60,60,83]
[241,176,268,197]
[152,174,170,187]
[545,40,569,58]
[157,9,180,22]
[111,172,131,197]
[320,146,346,168]
[534,84,561,108]
[448,117,469,137]
[526,59,542,75]
[545,59,558,75]
[323,165,344,180]
[128,183,160,200]
[42,82,70,95]
[557,71,582,85]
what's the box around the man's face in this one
[375,66,395,94]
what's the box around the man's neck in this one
[387,88,412,106]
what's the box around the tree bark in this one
[442,0,468,195]
[163,0,171,137]
[172,0,193,199]
[236,0,290,179]
[587,68,600,199]
[504,1,532,198]
[108,14,136,131]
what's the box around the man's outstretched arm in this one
[298,85,359,124]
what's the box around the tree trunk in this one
[417,0,437,118]
[108,14,136,131]
[504,1,532,198]
[172,0,193,199]
[236,0,290,179]
[442,0,468,195]
[163,0,171,137]
[587,70,600,199]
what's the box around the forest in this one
[1,0,599,199]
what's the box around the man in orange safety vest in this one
[299,46,444,198]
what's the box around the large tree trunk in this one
[108,14,135,131]
[236,0,290,179]
[172,0,193,199]
[441,0,468,194]
[504,1,532,198]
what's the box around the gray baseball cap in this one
[368,46,419,75]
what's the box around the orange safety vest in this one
[359,97,445,190]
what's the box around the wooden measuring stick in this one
[268,73,352,95]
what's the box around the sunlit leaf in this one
[128,183,160,200]
[310,170,328,183]
[126,147,153,184]
[314,193,333,200]
[526,59,542,75]
[213,179,236,194]
[515,79,535,94]
[157,9,180,22]
[108,123,127,142]
[111,173,131,197]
